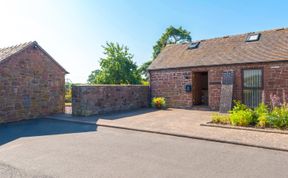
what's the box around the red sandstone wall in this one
[149,62,288,110]
[0,45,66,123]
[72,85,150,116]
[150,69,192,108]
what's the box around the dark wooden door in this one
[192,73,202,105]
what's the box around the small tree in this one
[87,69,101,84]
[88,42,141,84]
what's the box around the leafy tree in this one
[139,26,191,79]
[87,69,101,84]
[138,60,152,79]
[88,42,141,84]
[65,78,73,103]
[152,26,191,59]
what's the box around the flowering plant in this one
[151,97,166,109]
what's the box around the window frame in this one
[245,33,261,42]
[187,42,200,49]
[241,68,264,107]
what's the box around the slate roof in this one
[0,42,33,62]
[148,28,288,70]
[0,41,68,73]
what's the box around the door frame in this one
[192,71,209,106]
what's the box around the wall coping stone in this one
[73,84,149,87]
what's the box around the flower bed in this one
[201,122,288,135]
[211,100,288,130]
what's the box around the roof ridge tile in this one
[190,27,288,43]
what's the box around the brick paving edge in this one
[201,122,288,135]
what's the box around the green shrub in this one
[211,100,288,129]
[211,113,230,124]
[257,114,269,128]
[254,103,269,118]
[230,109,254,126]
[231,100,248,112]
[254,103,269,128]
[141,80,150,86]
[151,97,166,109]
[229,101,254,126]
[65,88,72,103]
[268,104,288,129]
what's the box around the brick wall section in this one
[150,69,192,108]
[0,45,66,123]
[72,85,150,116]
[149,62,288,110]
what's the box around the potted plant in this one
[152,97,166,109]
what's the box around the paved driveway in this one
[1,119,288,178]
[48,108,288,151]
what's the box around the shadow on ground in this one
[0,118,97,146]
[98,108,159,120]
[60,108,159,121]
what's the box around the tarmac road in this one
[0,119,288,178]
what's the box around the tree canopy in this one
[87,69,101,84]
[152,26,191,59]
[139,26,192,80]
[138,60,152,79]
[87,42,141,84]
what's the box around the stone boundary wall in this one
[72,85,150,116]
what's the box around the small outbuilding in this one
[148,28,288,111]
[0,41,68,123]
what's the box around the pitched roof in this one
[148,28,288,70]
[0,41,68,73]
[0,42,33,61]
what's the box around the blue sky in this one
[0,0,287,83]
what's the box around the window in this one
[188,42,200,49]
[243,69,263,108]
[246,33,261,42]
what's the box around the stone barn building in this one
[0,41,68,123]
[148,28,288,111]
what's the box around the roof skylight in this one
[246,33,261,42]
[188,42,200,49]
